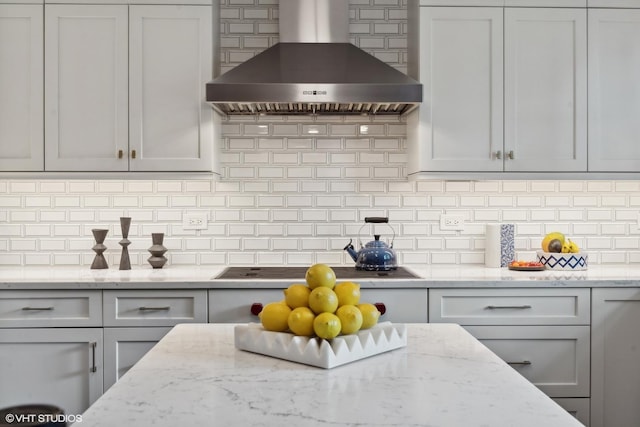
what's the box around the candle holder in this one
[119,217,132,270]
[147,233,167,269]
[90,229,109,269]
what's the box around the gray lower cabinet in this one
[429,288,591,426]
[0,290,104,414]
[591,288,640,427]
[101,290,208,392]
[103,327,172,391]
[0,328,103,416]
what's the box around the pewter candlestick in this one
[90,229,109,269]
[119,217,131,270]
[147,233,167,269]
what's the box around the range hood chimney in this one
[206,0,422,116]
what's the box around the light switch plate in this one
[183,212,208,230]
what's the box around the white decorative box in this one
[234,321,407,369]
[536,251,588,271]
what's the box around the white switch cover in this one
[183,213,208,230]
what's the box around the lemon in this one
[333,281,361,307]
[288,307,316,336]
[258,302,292,332]
[305,263,336,290]
[308,287,339,314]
[336,305,363,335]
[357,303,381,329]
[283,283,311,309]
[313,312,341,339]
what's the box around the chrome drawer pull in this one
[138,306,171,311]
[507,360,532,366]
[22,307,54,311]
[485,305,532,310]
[90,342,97,373]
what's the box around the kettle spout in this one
[343,239,359,262]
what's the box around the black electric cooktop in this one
[215,266,420,280]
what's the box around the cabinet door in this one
[103,327,171,392]
[408,7,503,173]
[591,288,640,427]
[44,4,128,171]
[465,325,590,398]
[0,4,43,171]
[588,9,640,172]
[504,8,587,172]
[0,328,103,416]
[129,5,213,172]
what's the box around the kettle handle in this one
[358,218,395,247]
[365,217,388,223]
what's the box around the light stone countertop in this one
[1,264,640,289]
[73,323,584,427]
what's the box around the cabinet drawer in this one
[208,289,283,324]
[103,290,207,327]
[554,398,590,427]
[429,288,590,325]
[0,290,102,327]
[465,325,590,398]
[208,288,428,323]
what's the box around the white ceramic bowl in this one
[536,251,588,271]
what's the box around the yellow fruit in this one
[283,283,311,309]
[357,303,381,329]
[568,239,580,253]
[258,302,292,332]
[541,232,565,252]
[288,307,316,336]
[313,312,341,339]
[336,305,363,335]
[308,287,339,314]
[333,281,361,307]
[561,240,571,253]
[305,263,336,290]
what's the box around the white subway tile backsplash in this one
[529,210,556,221]
[587,181,613,192]
[39,211,65,223]
[39,182,66,193]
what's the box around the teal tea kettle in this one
[343,217,397,271]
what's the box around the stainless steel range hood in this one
[206,0,422,116]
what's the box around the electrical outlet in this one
[183,213,208,230]
[440,214,465,231]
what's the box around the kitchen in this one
[2,0,640,426]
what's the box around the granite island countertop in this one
[1,265,640,289]
[73,323,584,427]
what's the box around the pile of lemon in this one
[258,264,381,339]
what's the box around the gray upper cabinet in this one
[128,5,214,172]
[408,5,587,175]
[0,4,43,171]
[44,4,129,172]
[44,3,215,173]
[588,8,640,172]
[504,8,587,172]
[408,6,504,173]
